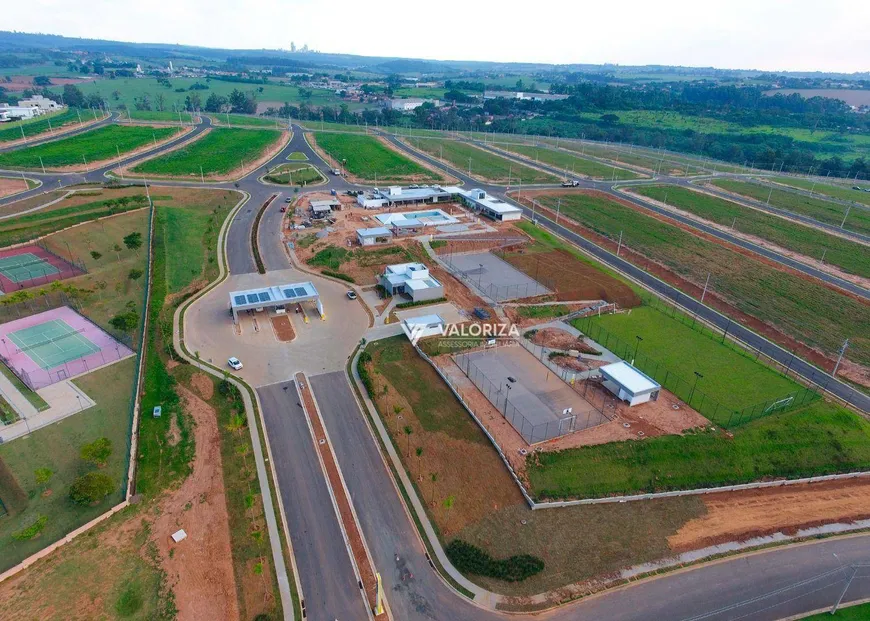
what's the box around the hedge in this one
[446,540,544,582]
[394,297,447,310]
[322,269,355,283]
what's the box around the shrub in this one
[69,471,115,505]
[81,437,112,466]
[357,351,375,397]
[110,310,139,332]
[322,269,355,283]
[90,250,102,260]
[34,467,53,484]
[12,515,48,541]
[446,540,544,582]
[395,297,447,310]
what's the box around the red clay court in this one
[0,245,85,294]
[0,306,133,390]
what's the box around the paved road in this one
[257,381,368,621]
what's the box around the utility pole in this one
[840,205,852,229]
[700,273,711,303]
[820,248,827,263]
[833,339,849,376]
[616,230,623,256]
[555,198,561,224]
[766,186,773,205]
[39,156,45,174]
[200,165,205,184]
[730,216,737,230]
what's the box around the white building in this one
[17,95,63,112]
[0,104,41,121]
[598,361,661,406]
[387,98,440,111]
[446,187,522,221]
[483,90,568,102]
[380,262,444,302]
[356,226,392,246]
[356,186,452,209]
[401,313,446,341]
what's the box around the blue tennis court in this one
[0,253,60,284]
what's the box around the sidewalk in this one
[0,376,97,443]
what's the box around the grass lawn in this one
[132,128,282,178]
[297,120,368,133]
[364,336,707,596]
[496,142,644,180]
[0,364,48,411]
[312,132,441,182]
[0,108,89,144]
[528,400,870,500]
[409,137,560,184]
[263,163,324,186]
[0,358,136,572]
[534,191,870,367]
[632,185,870,279]
[210,113,287,128]
[772,176,870,207]
[711,179,870,237]
[286,151,308,161]
[574,305,800,412]
[0,125,180,170]
[124,109,193,124]
[550,139,733,175]
[802,602,870,620]
[516,305,570,319]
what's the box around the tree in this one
[33,76,51,86]
[128,268,144,284]
[62,84,86,108]
[90,250,102,260]
[184,92,202,112]
[109,310,138,332]
[155,93,165,112]
[80,437,112,467]
[415,446,423,471]
[113,243,122,260]
[204,93,227,113]
[442,495,455,532]
[69,471,115,505]
[123,231,143,252]
[34,467,53,485]
[403,425,413,457]
[133,94,152,111]
[430,472,438,505]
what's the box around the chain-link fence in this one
[441,252,556,303]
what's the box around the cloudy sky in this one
[5,0,869,73]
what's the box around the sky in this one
[4,0,870,73]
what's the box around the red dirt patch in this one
[189,372,214,400]
[269,314,296,342]
[0,177,29,198]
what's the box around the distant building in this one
[309,199,341,219]
[356,186,452,209]
[446,187,522,222]
[17,95,63,112]
[380,262,444,302]
[483,90,568,102]
[0,104,41,121]
[598,361,661,407]
[387,98,439,111]
[356,226,392,246]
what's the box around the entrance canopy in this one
[229,281,321,322]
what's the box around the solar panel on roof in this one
[294,287,307,297]
[246,294,259,304]
[234,295,247,305]
[283,288,297,298]
[258,291,271,302]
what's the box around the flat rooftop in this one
[375,209,459,227]
[600,361,660,394]
[230,282,319,309]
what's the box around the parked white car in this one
[228,357,243,371]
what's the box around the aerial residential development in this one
[0,6,868,621]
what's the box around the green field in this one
[131,128,282,178]
[772,176,870,207]
[0,125,179,169]
[711,179,870,236]
[78,76,341,111]
[263,163,324,186]
[533,191,870,366]
[313,132,441,182]
[287,151,308,160]
[123,109,193,123]
[802,602,870,620]
[494,142,644,180]
[297,120,369,133]
[575,305,801,413]
[0,108,90,144]
[409,137,560,184]
[0,359,136,572]
[633,185,870,278]
[528,400,870,500]
[209,113,288,128]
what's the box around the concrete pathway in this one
[0,377,96,443]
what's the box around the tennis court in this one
[8,319,101,370]
[0,306,134,390]
[0,245,85,293]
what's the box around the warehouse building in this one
[598,361,661,406]
[387,98,440,111]
[380,262,444,302]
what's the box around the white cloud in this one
[5,0,869,73]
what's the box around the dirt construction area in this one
[0,177,29,198]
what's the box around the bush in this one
[322,269,355,283]
[81,437,112,466]
[34,467,53,484]
[446,540,544,582]
[357,351,375,397]
[12,515,48,540]
[395,297,447,310]
[110,310,139,332]
[69,471,115,505]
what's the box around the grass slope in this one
[0,125,180,169]
[772,176,870,207]
[633,185,870,278]
[538,191,870,366]
[496,142,644,180]
[132,128,281,177]
[313,132,440,182]
[0,108,88,144]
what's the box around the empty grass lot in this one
[409,137,560,184]
[263,163,323,186]
[495,142,645,180]
[771,176,870,207]
[313,132,441,182]
[0,108,89,143]
[297,120,368,133]
[0,125,180,170]
[632,185,870,279]
[710,179,870,237]
[0,358,136,572]
[546,139,714,176]
[574,305,800,411]
[210,113,287,128]
[537,191,870,366]
[132,128,282,177]
[528,400,870,500]
[124,109,194,123]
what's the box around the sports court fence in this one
[573,305,821,428]
[0,242,87,293]
[441,252,556,303]
[454,346,581,444]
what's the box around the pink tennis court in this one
[0,306,133,390]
